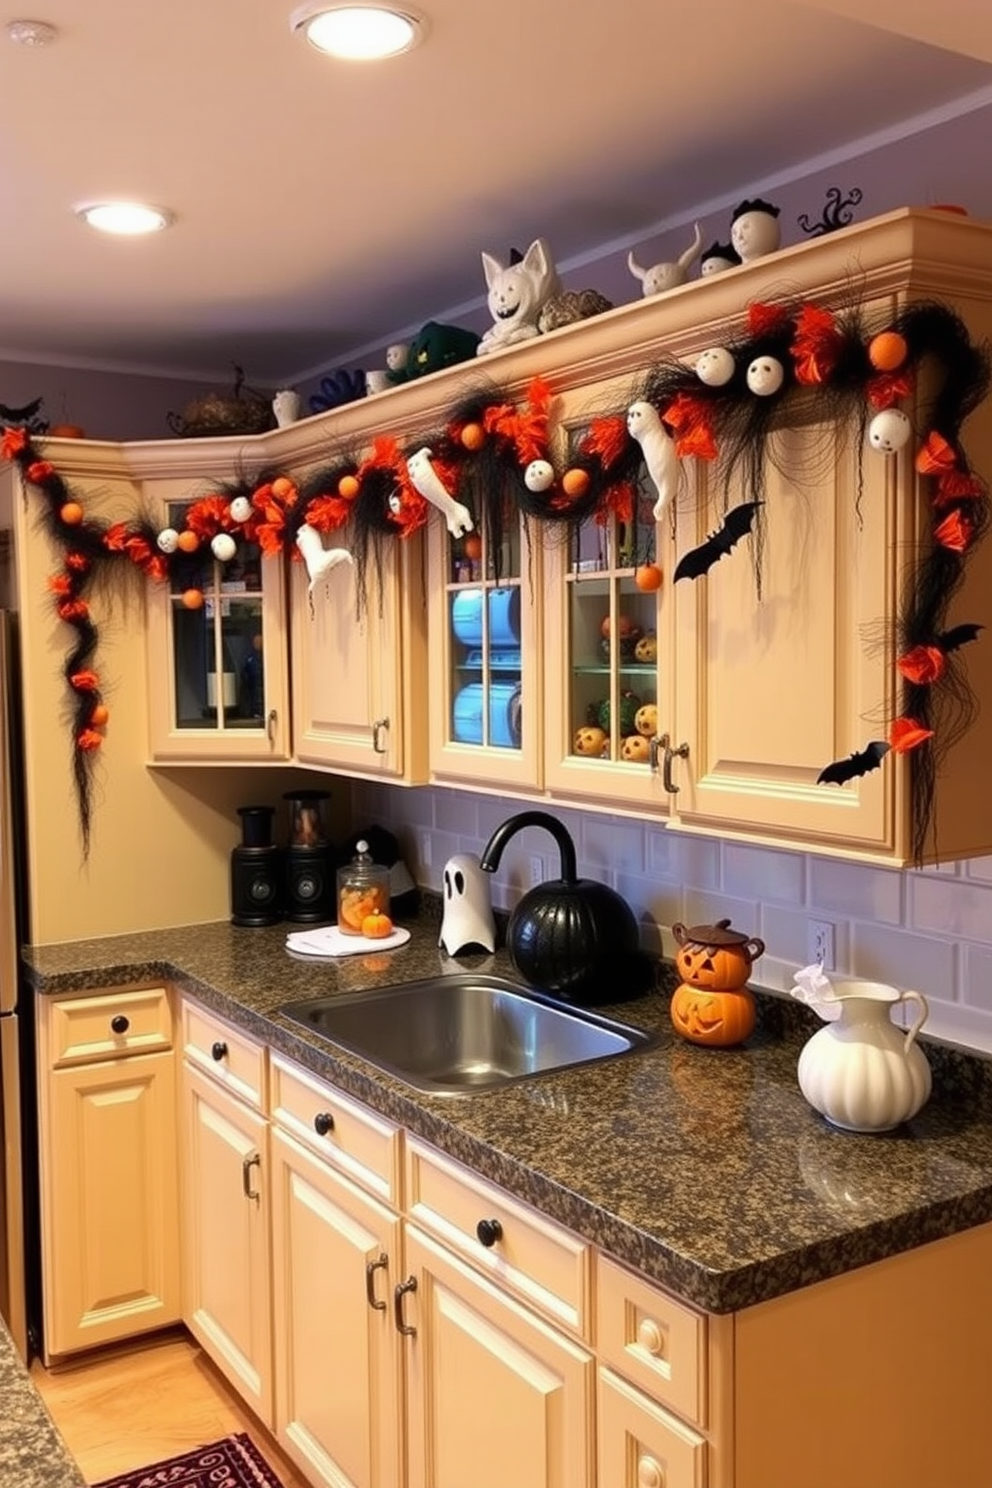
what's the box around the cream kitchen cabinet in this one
[268,1053,404,1488]
[180,1001,273,1425]
[35,984,180,1360]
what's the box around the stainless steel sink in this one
[278,972,653,1095]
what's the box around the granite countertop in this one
[23,913,992,1315]
[0,1316,85,1488]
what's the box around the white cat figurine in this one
[477,238,561,355]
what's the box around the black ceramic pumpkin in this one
[479,811,640,1003]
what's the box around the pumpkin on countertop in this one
[669,917,765,1047]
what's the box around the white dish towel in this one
[285,924,411,958]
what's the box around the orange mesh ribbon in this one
[897,646,946,685]
[186,494,234,537]
[933,509,974,552]
[69,669,100,691]
[57,598,89,622]
[595,481,634,527]
[580,415,628,469]
[26,460,54,482]
[304,495,353,533]
[76,729,103,753]
[915,431,957,476]
[747,303,789,337]
[934,470,986,509]
[0,428,28,460]
[662,393,717,460]
[790,305,843,386]
[47,573,72,597]
[889,717,934,752]
[865,370,914,410]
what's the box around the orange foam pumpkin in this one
[670,983,756,1048]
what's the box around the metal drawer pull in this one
[365,1253,388,1311]
[394,1275,417,1336]
[659,733,689,794]
[211,1040,228,1061]
[313,1110,334,1137]
[242,1152,261,1201]
[372,717,389,754]
[476,1218,503,1248]
[110,1014,130,1035]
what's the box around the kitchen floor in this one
[29,1329,310,1488]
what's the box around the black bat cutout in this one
[817,740,890,786]
[938,622,984,653]
[674,501,762,582]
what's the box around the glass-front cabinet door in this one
[428,507,542,790]
[145,485,290,761]
[544,397,675,813]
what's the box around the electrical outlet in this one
[417,831,432,869]
[807,918,835,969]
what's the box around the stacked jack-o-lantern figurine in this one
[669,918,766,1047]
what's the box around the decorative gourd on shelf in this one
[669,918,765,1047]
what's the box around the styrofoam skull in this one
[696,347,735,387]
[211,533,237,563]
[524,459,555,493]
[746,356,785,396]
[730,206,781,264]
[229,496,252,524]
[156,527,179,554]
[867,408,912,454]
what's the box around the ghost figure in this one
[295,523,353,615]
[439,853,496,956]
[406,447,474,537]
[868,408,912,454]
[696,346,735,387]
[626,400,678,521]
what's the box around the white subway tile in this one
[723,843,805,904]
[435,789,478,836]
[580,815,645,876]
[808,855,903,923]
[849,921,956,1001]
[960,945,992,1012]
[647,830,720,888]
[760,905,851,973]
[965,856,992,885]
[909,874,992,945]
[681,889,760,939]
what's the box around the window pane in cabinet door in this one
[171,592,266,732]
[447,525,523,754]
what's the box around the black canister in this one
[283,789,336,923]
[230,805,282,926]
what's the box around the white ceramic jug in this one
[797,979,932,1133]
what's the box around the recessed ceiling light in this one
[75,202,174,236]
[290,4,423,60]
[6,18,58,46]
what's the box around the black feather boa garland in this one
[1,294,988,863]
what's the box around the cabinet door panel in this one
[405,1223,594,1488]
[182,1062,271,1424]
[291,546,404,776]
[674,418,898,852]
[271,1129,402,1488]
[44,1051,180,1356]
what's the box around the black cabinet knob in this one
[476,1218,503,1248]
[110,1014,129,1035]
[211,1041,228,1061]
[313,1111,334,1137]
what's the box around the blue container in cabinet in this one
[452,682,522,748]
[451,588,521,663]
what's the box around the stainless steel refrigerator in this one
[0,609,36,1361]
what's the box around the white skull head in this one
[524,459,555,493]
[746,356,785,397]
[696,347,735,387]
[868,408,912,454]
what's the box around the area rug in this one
[92,1432,286,1488]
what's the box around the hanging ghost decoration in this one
[627,400,679,520]
[406,447,474,537]
[295,524,353,615]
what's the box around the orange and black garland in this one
[1,296,988,863]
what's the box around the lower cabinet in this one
[36,985,181,1360]
[402,1221,595,1488]
[269,1126,403,1488]
[180,1021,272,1425]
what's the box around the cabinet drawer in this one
[47,985,172,1068]
[269,1052,400,1207]
[598,1366,706,1488]
[597,1253,707,1428]
[182,1000,266,1110]
[405,1137,591,1338]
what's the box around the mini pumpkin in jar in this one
[336,839,391,936]
[669,917,765,1047]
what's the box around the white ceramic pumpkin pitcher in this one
[796,979,932,1133]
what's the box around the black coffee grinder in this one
[283,789,336,923]
[230,805,282,926]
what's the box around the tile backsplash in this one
[352,780,992,1056]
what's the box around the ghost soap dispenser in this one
[439,853,496,956]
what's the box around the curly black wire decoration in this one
[798,187,864,238]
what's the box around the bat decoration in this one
[938,622,984,652]
[817,740,890,786]
[0,396,47,434]
[674,501,762,582]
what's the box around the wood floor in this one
[29,1327,312,1488]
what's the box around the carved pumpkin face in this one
[677,940,753,990]
[670,984,756,1047]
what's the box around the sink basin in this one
[278,972,653,1095]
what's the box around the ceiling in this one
[1,0,990,385]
